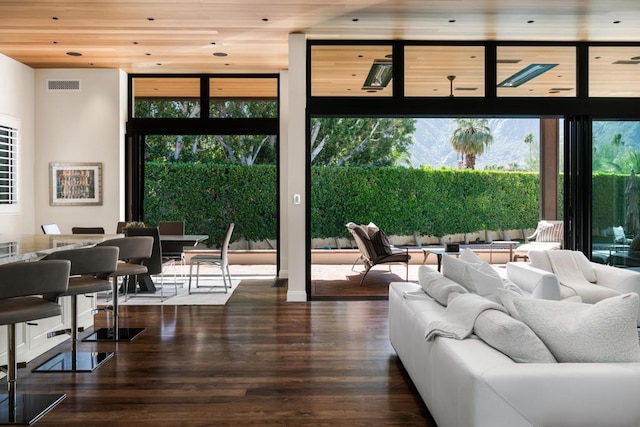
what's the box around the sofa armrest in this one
[593,263,640,294]
[506,262,562,300]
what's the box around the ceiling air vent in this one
[497,59,522,64]
[47,80,81,91]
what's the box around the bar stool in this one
[0,260,70,425]
[83,236,153,342]
[32,246,119,372]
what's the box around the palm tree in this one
[449,118,494,169]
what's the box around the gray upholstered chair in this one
[0,260,70,424]
[158,220,187,281]
[188,223,234,294]
[125,226,179,301]
[84,236,153,342]
[71,226,105,234]
[33,246,119,372]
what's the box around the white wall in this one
[0,54,36,234]
[34,69,127,234]
[286,34,307,301]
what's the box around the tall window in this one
[0,115,19,212]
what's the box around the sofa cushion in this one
[513,293,640,363]
[418,266,467,306]
[442,254,503,303]
[536,220,563,242]
[546,250,620,304]
[528,249,553,272]
[473,309,557,363]
[370,229,393,256]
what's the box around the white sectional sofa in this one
[389,254,640,427]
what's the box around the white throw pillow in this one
[474,309,557,363]
[513,293,640,363]
[418,266,467,306]
[459,247,484,264]
[442,254,503,303]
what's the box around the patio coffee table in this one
[422,247,461,272]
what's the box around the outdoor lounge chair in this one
[512,220,564,261]
[346,222,411,285]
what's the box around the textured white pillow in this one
[513,293,640,363]
[497,287,523,319]
[474,309,557,363]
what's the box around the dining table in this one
[135,234,209,292]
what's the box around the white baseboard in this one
[286,289,307,302]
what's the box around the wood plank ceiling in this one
[1,1,640,97]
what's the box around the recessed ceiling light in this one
[66,52,82,57]
[88,63,94,66]
[449,19,456,23]
[470,55,476,59]
[358,55,363,58]
[527,20,534,24]
[385,54,393,59]
[145,53,151,56]
[549,90,560,94]
[210,42,216,45]
[366,90,377,93]
[631,56,640,60]
[351,74,356,77]
[147,17,155,21]
[52,16,59,20]
[352,18,359,22]
[594,56,602,59]
[52,41,58,44]
[262,18,269,22]
[497,59,522,64]
[613,20,621,24]
[156,63,162,66]
[132,41,138,45]
[213,52,228,57]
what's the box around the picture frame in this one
[49,162,103,206]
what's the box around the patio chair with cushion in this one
[512,220,564,261]
[346,222,411,285]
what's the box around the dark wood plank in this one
[19,279,436,426]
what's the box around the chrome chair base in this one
[32,351,113,373]
[0,393,66,425]
[83,327,145,342]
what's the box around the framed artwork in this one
[49,162,103,206]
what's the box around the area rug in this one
[311,270,407,300]
[98,277,241,306]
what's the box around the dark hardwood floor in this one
[19,279,435,426]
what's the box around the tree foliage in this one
[449,118,494,169]
[310,118,416,166]
[137,99,278,165]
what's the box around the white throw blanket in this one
[546,250,589,292]
[424,293,507,341]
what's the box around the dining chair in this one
[0,260,70,424]
[116,221,127,234]
[84,236,153,342]
[125,226,179,301]
[188,223,234,294]
[159,220,187,280]
[71,226,105,234]
[41,223,61,234]
[33,246,119,372]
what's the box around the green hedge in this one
[144,162,629,245]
